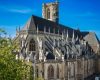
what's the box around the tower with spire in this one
[42,0,59,23]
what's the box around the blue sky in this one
[0,0,100,39]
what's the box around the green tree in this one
[0,28,33,80]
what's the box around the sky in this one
[0,0,100,39]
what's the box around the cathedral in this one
[15,0,100,80]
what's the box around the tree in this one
[0,28,33,80]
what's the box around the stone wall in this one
[34,58,95,80]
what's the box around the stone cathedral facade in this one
[15,1,100,80]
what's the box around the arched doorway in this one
[48,65,54,79]
[29,39,36,51]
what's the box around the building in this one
[14,0,100,80]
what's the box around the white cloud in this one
[0,5,33,14]
[8,8,32,14]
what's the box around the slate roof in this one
[81,32,89,37]
[22,15,80,38]
[81,32,100,45]
[21,15,100,44]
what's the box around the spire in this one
[37,25,39,34]
[16,27,18,32]
[37,25,39,41]
[16,27,19,36]
[62,31,64,39]
[66,30,69,41]
[19,26,20,31]
[72,30,75,39]
[72,30,75,43]
[67,46,69,59]
[76,35,79,41]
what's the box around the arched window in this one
[29,39,35,51]
[46,53,55,59]
[48,65,54,79]
[47,8,50,19]
[64,54,67,59]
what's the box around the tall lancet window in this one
[47,8,50,19]
[48,65,54,79]
[29,39,36,51]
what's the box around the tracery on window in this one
[29,39,36,51]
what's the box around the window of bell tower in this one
[47,8,50,19]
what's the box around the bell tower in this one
[42,0,59,23]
